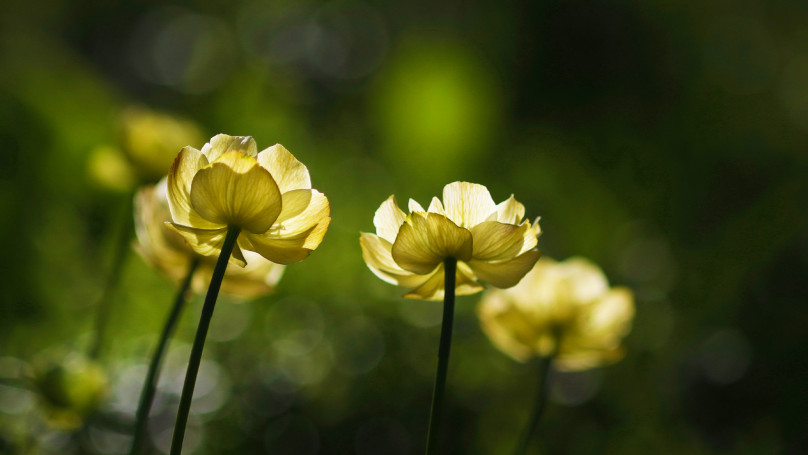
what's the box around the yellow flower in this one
[166,134,331,266]
[135,179,285,299]
[360,182,541,300]
[477,257,635,371]
[119,106,206,181]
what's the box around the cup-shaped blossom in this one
[478,257,635,371]
[135,179,284,299]
[165,134,331,266]
[360,182,541,300]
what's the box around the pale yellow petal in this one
[391,213,473,275]
[256,143,312,193]
[242,217,329,264]
[557,257,610,303]
[189,151,282,233]
[469,250,541,288]
[495,195,526,224]
[360,233,429,288]
[441,181,498,228]
[165,223,247,266]
[469,221,530,261]
[373,195,407,243]
[273,189,330,238]
[201,134,257,161]
[403,265,445,300]
[427,197,447,215]
[166,146,218,229]
[408,198,425,213]
[580,287,634,343]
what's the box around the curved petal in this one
[373,195,407,243]
[442,182,497,228]
[201,134,257,161]
[165,223,247,266]
[557,257,610,303]
[427,197,446,215]
[496,195,526,224]
[360,233,430,288]
[242,217,329,264]
[469,221,530,261]
[256,144,312,193]
[403,265,445,300]
[408,198,425,213]
[273,189,330,238]
[391,213,473,274]
[189,151,282,234]
[469,250,541,288]
[166,146,218,229]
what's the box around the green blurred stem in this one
[513,350,557,455]
[170,227,240,455]
[425,257,457,455]
[89,190,135,359]
[129,258,199,455]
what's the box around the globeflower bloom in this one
[360,182,541,300]
[166,134,330,266]
[478,257,635,371]
[135,179,284,299]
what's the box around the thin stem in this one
[425,257,457,455]
[129,258,199,455]
[513,352,557,455]
[89,192,135,359]
[169,227,240,455]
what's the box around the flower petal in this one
[427,197,446,215]
[402,262,484,300]
[442,182,497,228]
[201,134,257,161]
[469,250,541,288]
[256,144,312,193]
[391,212,473,274]
[242,218,330,264]
[496,195,526,224]
[360,233,430,288]
[166,146,218,229]
[165,223,247,266]
[408,198,425,212]
[469,221,531,261]
[373,195,407,243]
[189,151,282,233]
[273,189,330,238]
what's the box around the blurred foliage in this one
[1,0,807,454]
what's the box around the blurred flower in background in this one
[360,181,541,300]
[31,353,109,430]
[135,178,284,299]
[478,257,634,371]
[87,106,205,192]
[165,134,331,266]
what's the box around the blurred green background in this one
[1,0,807,453]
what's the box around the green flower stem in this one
[89,191,136,359]
[129,258,199,455]
[425,257,457,455]
[170,227,240,455]
[513,351,557,455]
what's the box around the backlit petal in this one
[442,182,497,228]
[165,223,247,266]
[496,195,526,224]
[408,199,425,213]
[360,233,429,288]
[402,263,484,300]
[469,250,541,288]
[189,151,282,233]
[373,195,407,243]
[201,134,257,161]
[273,189,330,238]
[256,144,312,193]
[392,213,473,274]
[166,146,218,229]
[469,221,530,261]
[427,197,446,215]
[242,218,330,264]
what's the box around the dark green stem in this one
[513,353,557,455]
[169,227,240,455]
[129,258,199,455]
[425,257,457,455]
[89,191,135,359]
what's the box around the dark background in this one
[1,0,807,453]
